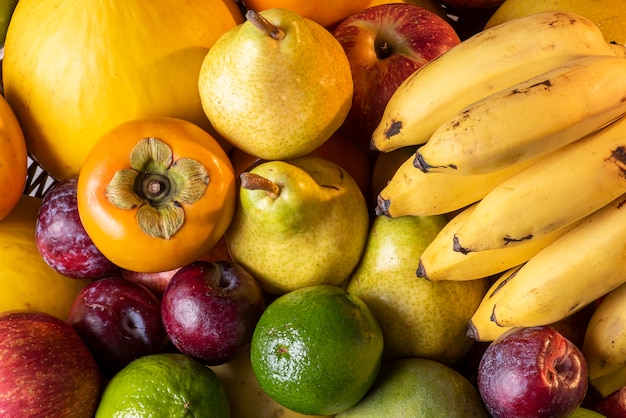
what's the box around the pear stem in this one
[240,172,281,199]
[245,9,285,40]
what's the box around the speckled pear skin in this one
[198,8,353,160]
[347,215,490,365]
[225,155,370,294]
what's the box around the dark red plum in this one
[161,260,265,366]
[477,326,588,418]
[67,277,170,377]
[36,177,119,279]
[585,385,626,418]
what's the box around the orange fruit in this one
[241,0,371,28]
[250,284,384,416]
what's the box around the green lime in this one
[95,353,230,418]
[250,284,384,416]
[337,357,490,417]
[0,0,18,45]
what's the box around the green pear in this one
[225,155,369,294]
[198,8,353,161]
[337,357,490,417]
[347,215,489,365]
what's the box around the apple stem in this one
[245,10,285,41]
[240,172,281,199]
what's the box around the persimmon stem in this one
[240,172,281,199]
[245,9,285,40]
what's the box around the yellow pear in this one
[486,0,626,45]
[198,8,353,160]
[347,215,490,365]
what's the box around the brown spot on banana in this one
[609,145,626,178]
[383,120,403,139]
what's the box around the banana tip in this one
[374,196,391,217]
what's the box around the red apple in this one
[477,326,588,418]
[0,311,101,417]
[161,260,266,366]
[332,3,460,147]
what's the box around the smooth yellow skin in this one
[199,8,353,161]
[3,0,243,180]
[486,0,626,45]
[0,195,92,321]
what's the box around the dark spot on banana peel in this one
[608,145,626,178]
[491,268,520,298]
[510,79,552,95]
[452,235,469,255]
[413,151,456,173]
[384,120,402,139]
[503,234,534,245]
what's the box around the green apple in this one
[347,214,490,365]
[337,357,490,417]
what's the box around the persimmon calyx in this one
[105,137,209,240]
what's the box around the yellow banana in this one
[413,54,626,176]
[376,150,541,218]
[490,194,626,329]
[588,367,626,399]
[453,115,626,253]
[466,266,521,343]
[582,282,626,382]
[417,204,583,282]
[371,10,625,152]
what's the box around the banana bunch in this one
[373,9,626,352]
[371,10,626,153]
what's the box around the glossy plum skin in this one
[67,277,170,377]
[35,177,119,279]
[585,385,626,418]
[477,326,588,418]
[161,260,266,366]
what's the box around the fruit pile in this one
[1,0,626,417]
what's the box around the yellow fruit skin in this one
[3,0,243,180]
[0,195,92,320]
[0,94,27,222]
[199,8,353,161]
[486,0,626,45]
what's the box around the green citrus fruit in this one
[95,353,230,417]
[250,284,384,416]
[337,357,491,417]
